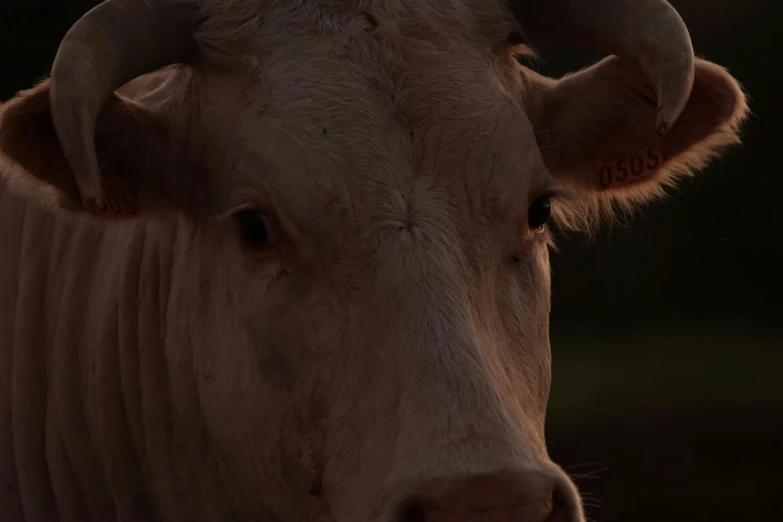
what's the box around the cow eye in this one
[236,209,277,248]
[528,195,551,230]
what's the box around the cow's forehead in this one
[203,28,549,237]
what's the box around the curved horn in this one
[49,0,198,203]
[512,0,694,136]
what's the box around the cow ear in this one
[522,57,749,230]
[0,77,192,218]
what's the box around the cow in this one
[0,0,748,521]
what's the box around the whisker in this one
[570,468,608,481]
[564,462,609,471]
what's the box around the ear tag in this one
[593,141,667,191]
[79,182,141,218]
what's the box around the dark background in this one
[1,1,779,521]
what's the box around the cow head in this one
[0,0,747,521]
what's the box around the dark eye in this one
[236,209,277,248]
[528,195,551,230]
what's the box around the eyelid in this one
[211,201,256,223]
[210,187,277,223]
[532,186,572,205]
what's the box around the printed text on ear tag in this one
[594,144,665,191]
[79,187,141,218]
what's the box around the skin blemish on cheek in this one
[362,11,379,30]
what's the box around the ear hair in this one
[522,57,749,234]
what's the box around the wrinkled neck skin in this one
[0,184,290,522]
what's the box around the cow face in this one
[187,18,565,522]
[0,1,747,521]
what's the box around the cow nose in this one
[397,471,575,522]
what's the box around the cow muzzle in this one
[394,468,581,522]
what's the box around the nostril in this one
[395,472,579,522]
[397,501,427,522]
[545,482,573,522]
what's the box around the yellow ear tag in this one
[79,183,141,218]
[594,143,666,191]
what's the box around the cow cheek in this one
[198,285,335,512]
[495,246,553,433]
